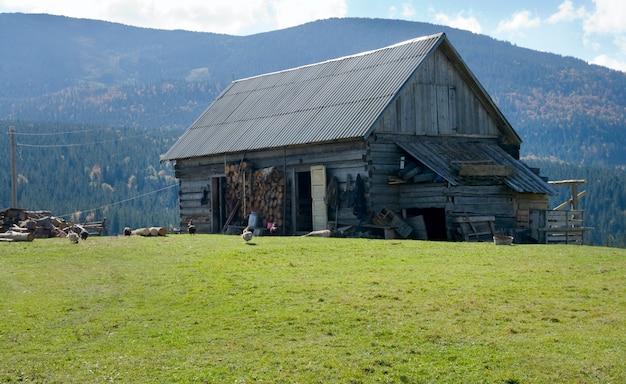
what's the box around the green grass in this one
[1,235,625,383]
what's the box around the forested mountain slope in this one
[0,14,625,245]
[1,14,625,165]
[0,121,180,234]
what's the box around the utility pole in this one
[10,125,17,208]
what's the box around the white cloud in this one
[0,0,348,35]
[547,0,586,24]
[270,0,347,30]
[584,0,626,34]
[400,3,416,18]
[590,54,626,72]
[496,10,541,33]
[582,0,626,59]
[388,2,416,19]
[434,12,482,34]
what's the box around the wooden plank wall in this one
[365,141,403,215]
[398,184,548,240]
[372,49,499,138]
[176,138,549,240]
[174,140,368,233]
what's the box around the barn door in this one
[310,165,327,231]
[211,176,225,233]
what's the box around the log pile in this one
[131,227,168,237]
[0,208,109,240]
[21,215,69,238]
[224,161,250,226]
[388,160,437,184]
[250,167,285,228]
[0,209,69,239]
[224,162,286,230]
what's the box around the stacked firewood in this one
[0,210,69,239]
[20,215,69,238]
[0,209,110,241]
[225,161,251,224]
[249,167,285,228]
[224,162,285,229]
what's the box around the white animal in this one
[241,226,254,242]
[68,231,79,243]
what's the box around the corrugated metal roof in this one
[397,140,556,195]
[163,33,445,160]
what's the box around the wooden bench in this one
[81,217,107,236]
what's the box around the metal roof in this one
[162,33,445,160]
[397,139,556,195]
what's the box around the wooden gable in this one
[371,47,503,139]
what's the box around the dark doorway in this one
[405,207,447,240]
[211,177,226,233]
[296,171,313,232]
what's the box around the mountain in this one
[1,13,625,245]
[1,13,625,166]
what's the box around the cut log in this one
[132,228,151,236]
[149,226,168,236]
[413,171,437,183]
[402,165,424,180]
[0,230,35,242]
[397,162,419,177]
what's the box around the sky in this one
[1,0,625,72]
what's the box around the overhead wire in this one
[16,134,149,148]
[57,183,178,219]
[8,124,180,219]
[10,128,100,136]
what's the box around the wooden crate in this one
[373,207,413,238]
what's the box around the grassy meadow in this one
[1,234,625,383]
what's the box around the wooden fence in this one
[532,210,592,245]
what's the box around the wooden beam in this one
[548,179,586,185]
[453,215,495,223]
[458,165,513,177]
[553,190,587,211]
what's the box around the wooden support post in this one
[10,126,17,208]
[571,183,578,211]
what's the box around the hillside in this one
[0,14,625,245]
[2,236,625,382]
[1,14,625,165]
[0,122,180,234]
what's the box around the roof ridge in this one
[233,32,446,83]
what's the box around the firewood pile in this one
[224,162,286,230]
[0,209,68,240]
[0,208,107,241]
[22,214,70,238]
[250,167,285,228]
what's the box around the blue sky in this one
[1,0,625,72]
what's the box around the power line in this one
[9,128,100,136]
[16,134,149,148]
[57,183,178,219]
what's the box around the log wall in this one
[174,140,368,234]
[176,135,549,241]
[365,138,549,241]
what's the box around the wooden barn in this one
[162,32,556,242]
